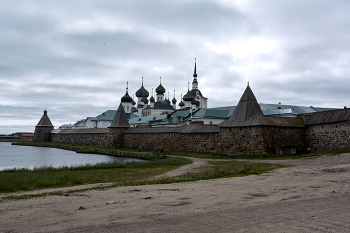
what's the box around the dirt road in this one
[1,154,350,232]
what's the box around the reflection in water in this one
[0,142,141,171]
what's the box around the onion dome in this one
[150,96,155,103]
[141,96,148,104]
[121,82,132,102]
[179,101,185,107]
[165,98,171,104]
[191,99,199,105]
[156,77,165,94]
[172,90,177,104]
[183,91,194,101]
[135,77,149,98]
[121,92,132,102]
[156,83,165,94]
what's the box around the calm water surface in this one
[0,142,141,171]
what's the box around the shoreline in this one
[1,153,350,232]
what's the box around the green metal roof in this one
[87,110,137,121]
[192,108,234,119]
[129,114,168,125]
[153,110,192,126]
[313,107,340,112]
[144,101,174,110]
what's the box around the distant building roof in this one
[87,110,137,121]
[144,101,174,110]
[152,110,192,126]
[21,133,34,137]
[302,108,350,125]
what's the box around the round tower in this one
[33,109,54,142]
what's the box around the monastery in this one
[33,81,350,156]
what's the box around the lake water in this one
[0,142,141,171]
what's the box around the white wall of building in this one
[86,120,97,128]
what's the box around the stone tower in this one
[106,103,130,148]
[33,109,54,142]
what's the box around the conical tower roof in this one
[36,109,53,126]
[219,85,263,127]
[109,103,130,128]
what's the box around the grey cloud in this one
[1,0,350,134]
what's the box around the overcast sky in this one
[1,0,350,134]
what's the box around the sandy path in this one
[152,155,225,179]
[1,154,350,232]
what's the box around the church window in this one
[127,106,129,111]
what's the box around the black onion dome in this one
[136,84,149,98]
[183,91,194,101]
[132,99,136,105]
[172,97,177,104]
[150,96,155,103]
[191,99,199,105]
[141,96,148,104]
[165,98,171,104]
[121,92,132,103]
[155,83,165,94]
[179,101,185,107]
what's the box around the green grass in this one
[11,141,163,160]
[0,139,32,142]
[2,160,284,200]
[0,157,191,193]
[167,151,232,159]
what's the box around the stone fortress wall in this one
[47,120,348,156]
[35,113,350,156]
[306,121,350,151]
[34,85,350,156]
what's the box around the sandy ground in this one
[1,154,350,232]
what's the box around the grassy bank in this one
[11,141,164,160]
[0,157,192,193]
[1,159,284,200]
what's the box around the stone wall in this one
[33,126,54,142]
[122,125,307,156]
[218,127,267,155]
[46,120,350,155]
[106,127,128,148]
[262,126,307,154]
[306,121,350,151]
[123,132,220,153]
[51,132,108,145]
